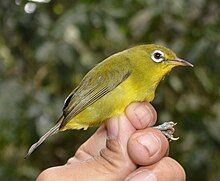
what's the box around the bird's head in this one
[144,44,193,67]
[126,44,193,91]
[140,44,193,68]
[130,44,193,79]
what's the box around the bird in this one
[25,44,193,158]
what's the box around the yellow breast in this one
[62,73,155,131]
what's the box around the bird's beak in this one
[168,58,194,67]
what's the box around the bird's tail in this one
[25,116,63,159]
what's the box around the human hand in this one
[37,102,185,181]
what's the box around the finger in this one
[97,115,137,175]
[125,102,157,130]
[103,115,136,159]
[125,157,186,181]
[128,128,169,166]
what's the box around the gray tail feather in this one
[25,117,63,159]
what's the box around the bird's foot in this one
[153,121,179,141]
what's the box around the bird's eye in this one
[151,50,164,63]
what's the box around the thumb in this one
[106,115,136,145]
[98,115,136,177]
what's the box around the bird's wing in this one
[60,60,131,129]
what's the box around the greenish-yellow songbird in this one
[25,44,193,158]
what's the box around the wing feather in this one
[60,58,131,129]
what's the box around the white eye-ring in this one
[151,50,165,63]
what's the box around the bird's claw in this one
[153,121,179,141]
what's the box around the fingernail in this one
[107,117,119,139]
[127,171,157,181]
[134,104,153,127]
[137,133,161,157]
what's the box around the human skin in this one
[37,102,186,181]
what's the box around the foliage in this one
[0,0,219,180]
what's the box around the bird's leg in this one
[153,121,179,141]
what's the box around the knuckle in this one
[73,144,95,162]
[100,140,124,168]
[74,148,91,160]
[98,139,133,175]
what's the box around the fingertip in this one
[125,157,186,181]
[128,128,169,166]
[161,157,186,181]
[126,102,157,130]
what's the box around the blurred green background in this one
[0,0,219,180]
